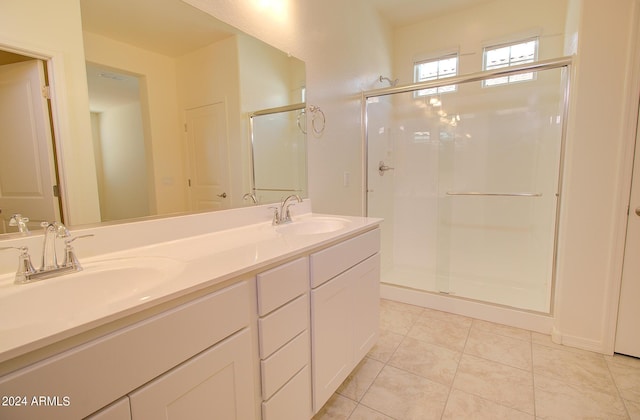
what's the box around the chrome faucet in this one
[271,194,302,225]
[8,214,30,234]
[0,222,93,284]
[41,222,69,270]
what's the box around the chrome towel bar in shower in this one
[446,192,543,197]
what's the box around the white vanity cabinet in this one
[256,257,312,420]
[310,228,380,412]
[0,280,257,420]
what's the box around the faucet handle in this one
[0,246,36,284]
[268,206,280,225]
[62,234,94,269]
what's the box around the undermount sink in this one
[275,216,351,235]
[0,256,185,332]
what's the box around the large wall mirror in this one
[0,0,306,235]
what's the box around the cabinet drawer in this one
[261,330,309,400]
[0,281,252,420]
[257,257,308,316]
[258,294,308,358]
[310,228,380,288]
[262,365,311,420]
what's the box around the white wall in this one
[83,32,186,216]
[92,103,149,221]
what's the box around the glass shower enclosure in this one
[364,58,571,313]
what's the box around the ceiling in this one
[80,0,496,111]
[80,0,239,57]
[371,0,496,27]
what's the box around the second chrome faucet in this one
[271,194,302,225]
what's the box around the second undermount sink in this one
[0,256,185,332]
[275,216,351,235]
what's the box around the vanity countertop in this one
[0,211,381,365]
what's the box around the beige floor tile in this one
[531,332,601,357]
[452,354,534,414]
[312,393,357,420]
[606,353,640,369]
[464,328,532,371]
[348,404,394,420]
[442,389,533,420]
[532,343,618,396]
[607,357,640,403]
[407,317,471,352]
[360,365,449,420]
[388,335,461,386]
[472,319,531,342]
[418,308,474,329]
[534,372,628,419]
[625,398,640,420]
[379,305,419,335]
[337,357,384,401]
[380,299,424,316]
[367,329,404,363]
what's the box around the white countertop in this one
[0,210,381,364]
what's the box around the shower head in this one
[379,75,399,87]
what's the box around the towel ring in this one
[309,105,326,135]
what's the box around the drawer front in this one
[310,228,380,288]
[262,365,311,420]
[257,257,309,316]
[0,281,252,420]
[258,294,308,358]
[261,330,309,400]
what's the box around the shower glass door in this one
[366,64,568,313]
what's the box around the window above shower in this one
[483,37,539,87]
[413,52,459,97]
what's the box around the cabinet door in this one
[85,397,131,420]
[311,271,353,411]
[352,254,380,361]
[129,329,256,420]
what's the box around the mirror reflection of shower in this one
[379,75,399,87]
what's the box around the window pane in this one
[414,54,459,96]
[483,38,538,86]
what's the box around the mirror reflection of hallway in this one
[86,63,151,222]
[0,51,61,233]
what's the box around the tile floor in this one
[312,299,640,420]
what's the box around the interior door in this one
[615,103,640,358]
[184,101,230,211]
[0,60,60,233]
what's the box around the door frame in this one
[0,42,70,225]
[605,4,640,354]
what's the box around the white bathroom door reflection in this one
[0,59,60,233]
[185,101,230,211]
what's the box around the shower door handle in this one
[635,207,640,216]
[378,161,395,176]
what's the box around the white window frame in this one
[483,37,539,87]
[413,52,459,97]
